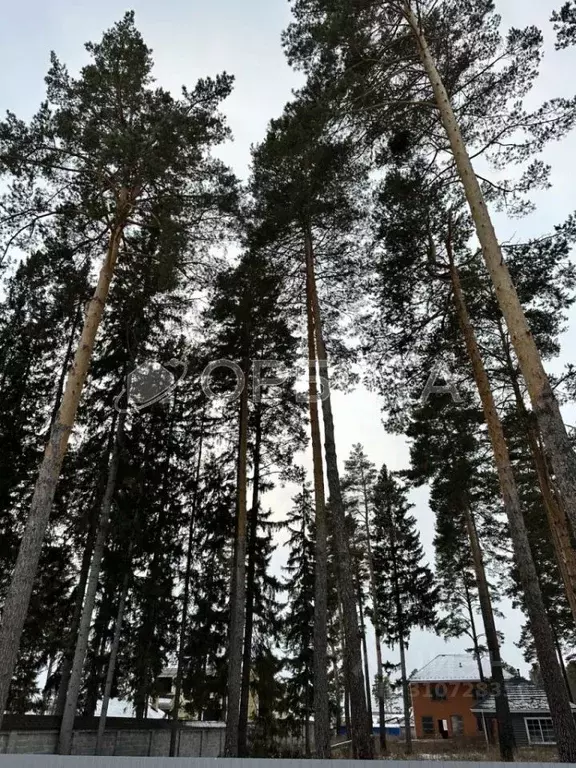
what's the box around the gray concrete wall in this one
[0,725,225,758]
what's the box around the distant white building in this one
[94,698,164,720]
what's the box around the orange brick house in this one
[410,654,495,741]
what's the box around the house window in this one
[451,715,464,736]
[431,683,447,701]
[422,716,434,736]
[525,717,556,745]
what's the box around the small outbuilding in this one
[471,680,576,748]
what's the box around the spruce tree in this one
[343,444,387,752]
[372,466,437,754]
[183,455,236,721]
[283,478,316,755]
[204,248,302,755]
[434,500,493,679]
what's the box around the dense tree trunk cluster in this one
[1,2,576,761]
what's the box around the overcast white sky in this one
[2,0,576,687]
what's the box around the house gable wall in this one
[410,681,483,740]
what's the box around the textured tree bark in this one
[304,232,331,759]
[450,255,576,762]
[0,206,128,725]
[403,2,576,543]
[224,362,250,757]
[48,299,83,435]
[330,636,343,735]
[398,637,411,753]
[553,628,574,704]
[344,684,351,741]
[95,566,130,754]
[497,319,576,627]
[81,608,109,718]
[531,430,576,626]
[306,226,373,759]
[304,702,311,758]
[375,638,386,754]
[169,410,205,756]
[356,567,373,727]
[58,411,125,755]
[336,596,352,740]
[134,410,176,723]
[40,657,55,715]
[53,493,100,717]
[238,408,263,757]
[462,569,485,682]
[462,501,514,759]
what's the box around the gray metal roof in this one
[471,681,576,713]
[410,654,492,682]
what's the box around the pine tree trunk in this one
[506,364,576,623]
[330,637,343,735]
[58,410,125,755]
[398,637,411,753]
[134,409,176,723]
[553,628,574,704]
[356,568,373,727]
[169,410,205,756]
[526,425,576,624]
[337,599,352,739]
[0,214,127,725]
[81,602,110,718]
[375,636,387,754]
[404,3,576,542]
[535,430,576,622]
[462,501,515,759]
[305,240,331,759]
[344,685,351,740]
[450,255,576,762]
[360,467,387,753]
[54,409,119,717]
[40,657,55,715]
[48,299,83,434]
[462,572,485,682]
[224,364,250,757]
[306,225,373,759]
[95,566,130,754]
[238,407,263,757]
[498,320,576,626]
[53,494,100,717]
[305,705,311,757]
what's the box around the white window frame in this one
[524,717,556,745]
